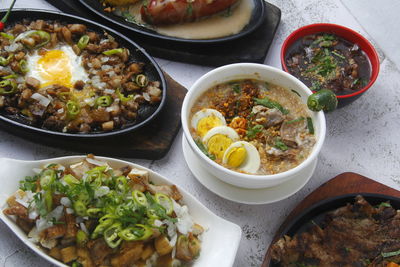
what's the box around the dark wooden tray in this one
[44,0,281,66]
[262,172,400,267]
[0,73,186,160]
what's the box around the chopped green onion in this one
[155,193,173,215]
[76,230,88,247]
[96,95,113,107]
[133,190,148,206]
[19,175,38,192]
[2,74,18,79]
[231,83,241,94]
[307,117,314,134]
[104,222,122,248]
[116,88,134,103]
[87,208,102,218]
[40,169,56,190]
[379,202,392,208]
[66,100,81,119]
[115,176,128,194]
[118,224,152,241]
[19,60,29,74]
[0,54,13,66]
[332,51,346,59]
[253,97,289,115]
[63,174,79,185]
[382,249,400,258]
[194,139,216,160]
[0,32,14,40]
[274,137,288,151]
[246,124,263,139]
[44,190,53,212]
[135,74,148,87]
[0,79,17,95]
[16,30,51,49]
[73,200,87,216]
[285,117,305,124]
[77,35,90,50]
[103,48,123,56]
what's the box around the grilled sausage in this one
[140,0,239,25]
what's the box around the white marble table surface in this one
[1,0,400,266]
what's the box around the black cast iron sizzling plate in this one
[269,193,400,266]
[0,9,167,139]
[78,0,266,44]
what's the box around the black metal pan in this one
[78,0,266,44]
[269,193,400,266]
[0,9,167,139]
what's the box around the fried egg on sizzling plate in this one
[202,126,239,159]
[26,45,89,89]
[223,141,260,174]
[191,108,226,137]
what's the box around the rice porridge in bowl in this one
[181,63,326,189]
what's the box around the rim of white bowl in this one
[181,63,326,183]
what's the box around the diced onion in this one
[28,227,40,243]
[172,200,193,235]
[31,93,51,107]
[104,89,115,94]
[48,206,64,221]
[16,198,29,208]
[86,157,107,166]
[169,233,177,247]
[29,210,39,220]
[95,186,110,198]
[80,222,89,234]
[143,92,151,102]
[32,168,42,174]
[60,197,72,207]
[153,219,163,227]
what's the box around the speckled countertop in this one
[1,0,400,266]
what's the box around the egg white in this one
[26,45,89,88]
[191,108,226,131]
[202,126,239,144]
[223,141,261,174]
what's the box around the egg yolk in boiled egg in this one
[27,45,88,89]
[224,146,247,168]
[191,109,226,137]
[223,141,261,174]
[202,126,239,159]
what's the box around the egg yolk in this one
[207,134,233,159]
[37,50,72,88]
[197,116,223,137]
[225,147,247,168]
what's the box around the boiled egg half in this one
[223,141,260,174]
[202,126,239,159]
[191,108,226,137]
[26,45,89,89]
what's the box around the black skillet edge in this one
[0,9,167,139]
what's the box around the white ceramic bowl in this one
[181,63,326,189]
[0,156,242,267]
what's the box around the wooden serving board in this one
[0,72,186,160]
[262,172,400,267]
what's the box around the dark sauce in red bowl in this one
[284,33,371,96]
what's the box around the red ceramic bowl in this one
[281,23,380,107]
